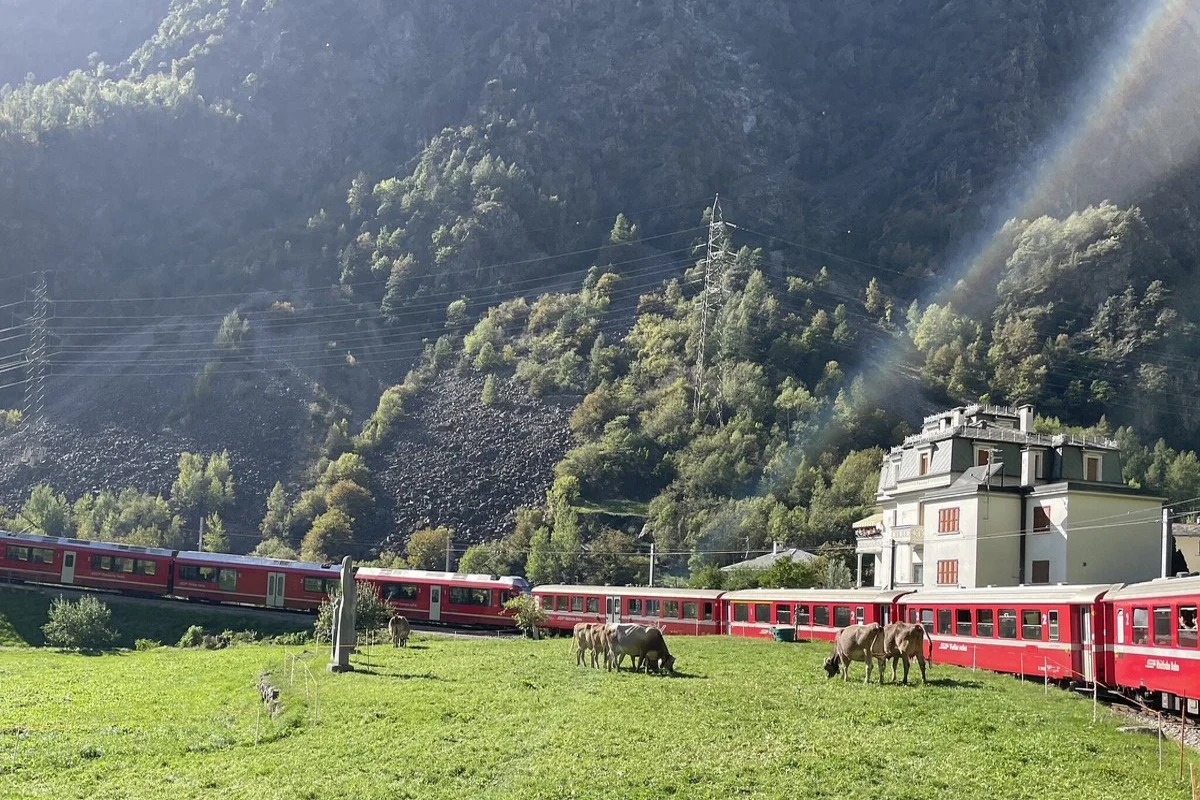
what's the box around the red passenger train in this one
[533,585,723,635]
[722,588,908,641]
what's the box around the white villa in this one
[854,404,1164,589]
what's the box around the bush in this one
[41,595,118,651]
[503,594,546,638]
[313,580,393,643]
[0,408,22,430]
[481,374,498,406]
[134,638,163,651]
[271,631,311,646]
[177,624,205,648]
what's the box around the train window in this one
[7,546,29,562]
[1153,607,1172,646]
[1021,610,1042,640]
[570,596,584,612]
[664,600,679,618]
[556,596,569,611]
[646,599,661,617]
[937,609,952,635]
[907,608,918,624]
[776,605,791,625]
[218,569,237,592]
[381,583,419,603]
[920,609,934,635]
[833,606,851,627]
[813,606,830,626]
[976,609,994,637]
[754,604,771,623]
[734,603,749,622]
[998,609,1017,639]
[451,588,492,606]
[796,605,810,626]
[120,558,135,573]
[304,577,324,593]
[627,598,642,615]
[586,597,599,614]
[855,606,865,625]
[178,565,217,582]
[956,609,972,636]
[1047,610,1059,641]
[683,602,698,620]
[28,548,54,564]
[134,560,156,576]
[1179,606,1197,648]
[1132,607,1149,644]
[703,602,713,621]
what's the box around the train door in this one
[60,551,76,584]
[429,585,442,622]
[266,572,286,608]
[1080,606,1094,683]
[606,596,621,623]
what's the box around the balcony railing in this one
[891,525,924,544]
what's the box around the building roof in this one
[720,547,817,572]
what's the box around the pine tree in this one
[260,481,289,541]
[202,513,229,553]
[481,374,498,406]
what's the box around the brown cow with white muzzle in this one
[823,623,886,683]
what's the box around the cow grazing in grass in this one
[823,623,886,683]
[388,614,411,648]
[574,622,600,667]
[604,623,675,674]
[878,621,931,684]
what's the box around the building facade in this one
[855,404,1164,589]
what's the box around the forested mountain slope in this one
[1,0,1199,576]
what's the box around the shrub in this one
[177,624,205,648]
[134,638,163,651]
[313,580,393,643]
[271,631,310,646]
[481,374,498,406]
[503,594,546,638]
[0,408,22,430]
[216,309,250,354]
[41,595,118,651]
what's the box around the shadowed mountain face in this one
[1,0,1198,554]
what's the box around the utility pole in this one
[198,515,205,552]
[649,542,655,587]
[22,273,50,428]
[693,195,731,417]
[445,532,452,573]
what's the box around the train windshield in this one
[510,577,532,595]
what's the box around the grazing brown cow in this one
[823,623,885,683]
[388,614,411,648]
[605,623,675,674]
[877,621,931,684]
[573,622,596,667]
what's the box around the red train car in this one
[172,551,342,611]
[722,588,910,641]
[1104,576,1200,712]
[357,568,529,627]
[0,530,173,597]
[898,585,1112,683]
[533,585,725,635]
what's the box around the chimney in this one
[772,541,780,555]
[951,408,964,428]
[1018,404,1034,433]
[1020,448,1036,487]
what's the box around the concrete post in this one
[855,552,863,588]
[1163,507,1173,579]
[329,555,357,673]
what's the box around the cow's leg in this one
[890,656,898,683]
[864,656,873,685]
[916,652,927,684]
[877,657,886,684]
[901,656,911,685]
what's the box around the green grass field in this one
[0,633,1194,799]
[0,587,313,647]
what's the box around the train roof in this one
[175,550,342,574]
[0,529,174,558]
[356,567,528,588]
[1106,574,1200,600]
[722,588,913,604]
[899,584,1118,605]
[533,584,725,600]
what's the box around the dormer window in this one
[919,452,930,476]
[1085,454,1102,482]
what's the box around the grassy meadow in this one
[0,632,1195,799]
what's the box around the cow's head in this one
[822,653,840,678]
[662,653,676,675]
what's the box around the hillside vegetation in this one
[2,0,1200,577]
[0,636,1191,799]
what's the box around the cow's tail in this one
[925,626,934,666]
